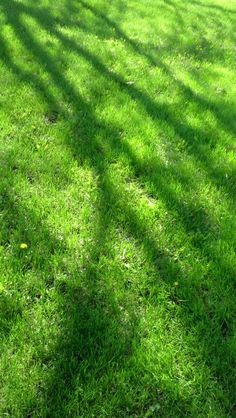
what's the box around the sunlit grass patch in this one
[0,0,236,416]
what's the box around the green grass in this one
[0,0,236,416]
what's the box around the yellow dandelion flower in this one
[20,243,28,249]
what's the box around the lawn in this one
[0,0,236,416]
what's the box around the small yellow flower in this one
[20,243,28,249]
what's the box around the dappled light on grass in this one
[0,0,236,416]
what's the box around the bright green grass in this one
[0,0,236,416]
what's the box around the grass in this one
[0,0,236,416]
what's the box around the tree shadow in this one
[0,0,236,416]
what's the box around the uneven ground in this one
[0,0,236,416]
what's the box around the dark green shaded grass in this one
[0,0,236,416]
